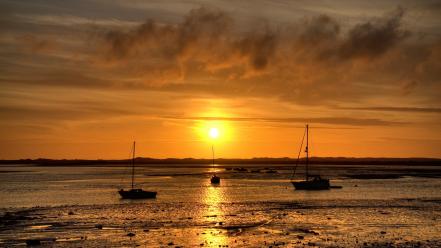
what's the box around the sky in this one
[0,0,440,159]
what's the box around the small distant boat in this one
[291,124,331,190]
[210,174,220,184]
[210,145,220,184]
[119,142,157,199]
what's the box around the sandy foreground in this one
[1,198,441,247]
[1,164,441,247]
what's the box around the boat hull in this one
[292,179,330,190]
[210,175,220,184]
[118,189,157,199]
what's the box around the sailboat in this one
[118,141,157,199]
[291,124,330,190]
[210,145,220,184]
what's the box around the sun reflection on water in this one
[199,182,229,247]
[207,166,222,174]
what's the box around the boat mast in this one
[305,124,309,180]
[212,145,215,167]
[131,141,135,189]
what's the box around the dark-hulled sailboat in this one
[118,142,157,199]
[210,145,220,184]
[291,124,330,190]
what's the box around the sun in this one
[209,127,219,139]
[194,119,231,143]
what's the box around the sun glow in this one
[209,127,219,139]
[195,119,232,144]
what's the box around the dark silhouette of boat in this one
[119,188,157,199]
[210,174,220,184]
[293,175,330,190]
[291,124,331,190]
[119,141,157,199]
[210,145,220,184]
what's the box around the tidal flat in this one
[1,164,441,247]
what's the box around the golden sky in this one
[0,0,440,159]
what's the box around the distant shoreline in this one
[1,157,440,166]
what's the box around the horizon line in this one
[2,156,441,161]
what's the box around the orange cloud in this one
[87,6,441,107]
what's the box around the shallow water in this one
[1,164,441,247]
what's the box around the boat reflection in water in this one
[198,180,228,247]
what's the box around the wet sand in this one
[1,164,441,247]
[2,199,441,247]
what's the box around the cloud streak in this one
[340,106,441,113]
[163,116,406,126]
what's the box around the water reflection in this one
[207,165,222,174]
[199,179,229,247]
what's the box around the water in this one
[1,164,441,247]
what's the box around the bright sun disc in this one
[209,127,219,139]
